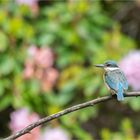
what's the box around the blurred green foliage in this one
[101,118,140,140]
[0,0,139,139]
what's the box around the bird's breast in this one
[103,73,111,90]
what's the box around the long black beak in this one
[94,64,104,68]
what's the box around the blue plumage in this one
[117,83,124,101]
[95,60,128,101]
[104,69,128,101]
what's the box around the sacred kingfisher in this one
[95,60,128,101]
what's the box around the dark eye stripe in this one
[106,64,111,66]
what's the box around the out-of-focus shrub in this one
[101,118,140,140]
[0,0,139,139]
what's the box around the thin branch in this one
[3,91,140,140]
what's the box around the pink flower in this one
[41,68,59,91]
[27,46,54,68]
[35,48,54,68]
[119,51,140,91]
[27,45,38,57]
[16,0,37,7]
[9,108,40,140]
[23,46,59,91]
[23,59,34,78]
[16,0,39,15]
[42,127,70,140]
[45,68,59,84]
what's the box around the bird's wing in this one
[104,72,118,91]
[104,70,128,91]
[118,71,128,90]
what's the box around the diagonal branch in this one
[3,91,140,140]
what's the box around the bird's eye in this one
[106,64,111,67]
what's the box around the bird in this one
[95,60,128,101]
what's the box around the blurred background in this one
[0,0,140,140]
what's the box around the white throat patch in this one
[104,67,119,71]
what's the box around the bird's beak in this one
[94,64,104,68]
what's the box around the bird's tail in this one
[117,83,124,101]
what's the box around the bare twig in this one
[3,91,140,140]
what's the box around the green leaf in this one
[0,31,8,52]
[78,107,97,122]
[129,98,140,111]
[0,94,12,111]
[0,79,11,96]
[0,56,15,75]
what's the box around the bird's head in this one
[94,60,119,71]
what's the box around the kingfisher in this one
[95,60,128,101]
